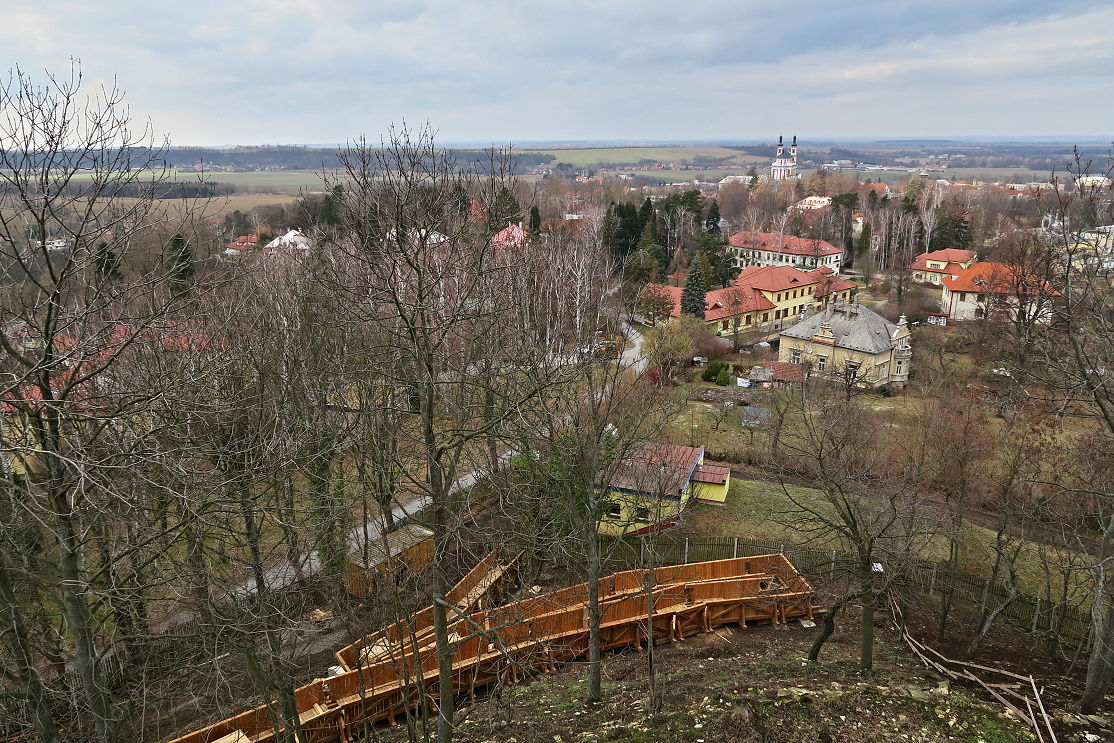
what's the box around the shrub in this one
[702,360,726,382]
[715,369,731,386]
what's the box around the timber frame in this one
[168,551,816,743]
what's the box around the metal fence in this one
[611,534,1091,650]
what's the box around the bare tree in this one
[775,383,926,670]
[0,62,215,743]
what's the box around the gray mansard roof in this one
[780,303,899,355]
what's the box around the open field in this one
[520,146,767,167]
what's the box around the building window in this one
[846,361,861,379]
[816,355,827,372]
[721,320,729,330]
[959,292,966,302]
[634,507,651,523]
[762,312,769,322]
[745,315,752,325]
[790,349,801,364]
[605,502,622,519]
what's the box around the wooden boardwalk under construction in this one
[168,551,817,743]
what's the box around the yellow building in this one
[646,264,856,337]
[598,444,730,537]
[907,248,978,284]
[778,303,911,389]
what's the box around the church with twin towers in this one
[770,135,799,180]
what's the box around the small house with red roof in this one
[224,234,259,257]
[491,223,529,251]
[728,230,843,271]
[908,248,978,285]
[940,262,1060,322]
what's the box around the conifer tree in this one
[680,256,707,320]
[95,242,122,281]
[167,232,195,295]
[704,200,721,233]
[528,204,542,235]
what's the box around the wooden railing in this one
[167,552,816,743]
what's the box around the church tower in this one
[770,135,799,181]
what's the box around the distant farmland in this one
[519,146,766,168]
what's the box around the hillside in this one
[373,613,1049,743]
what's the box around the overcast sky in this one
[4,1,1113,146]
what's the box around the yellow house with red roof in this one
[598,444,731,537]
[908,248,978,284]
[644,265,855,336]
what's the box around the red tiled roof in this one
[941,262,1059,296]
[735,265,853,296]
[646,283,776,322]
[763,361,805,382]
[909,249,977,273]
[492,223,528,250]
[728,231,841,257]
[226,234,259,251]
[609,443,704,496]
[647,265,853,321]
[691,463,730,485]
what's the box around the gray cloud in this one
[2,1,1111,143]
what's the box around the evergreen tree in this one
[680,257,707,320]
[623,248,661,285]
[638,197,654,234]
[489,186,522,230]
[167,232,194,295]
[704,200,721,233]
[931,213,973,252]
[528,204,542,235]
[634,222,668,276]
[612,201,642,260]
[95,241,122,281]
[601,204,618,259]
[858,222,872,263]
[319,184,344,227]
[690,232,737,288]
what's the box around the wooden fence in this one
[167,552,817,743]
[611,535,1091,651]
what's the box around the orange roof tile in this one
[941,262,1059,296]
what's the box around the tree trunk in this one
[807,591,860,662]
[586,514,603,704]
[0,556,58,742]
[860,567,875,672]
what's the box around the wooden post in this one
[929,563,937,596]
[733,537,739,559]
[683,538,689,564]
[1031,598,1040,634]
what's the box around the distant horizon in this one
[171,136,1114,151]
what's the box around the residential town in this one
[1,51,1114,743]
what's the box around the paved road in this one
[620,320,648,373]
[205,451,517,609]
